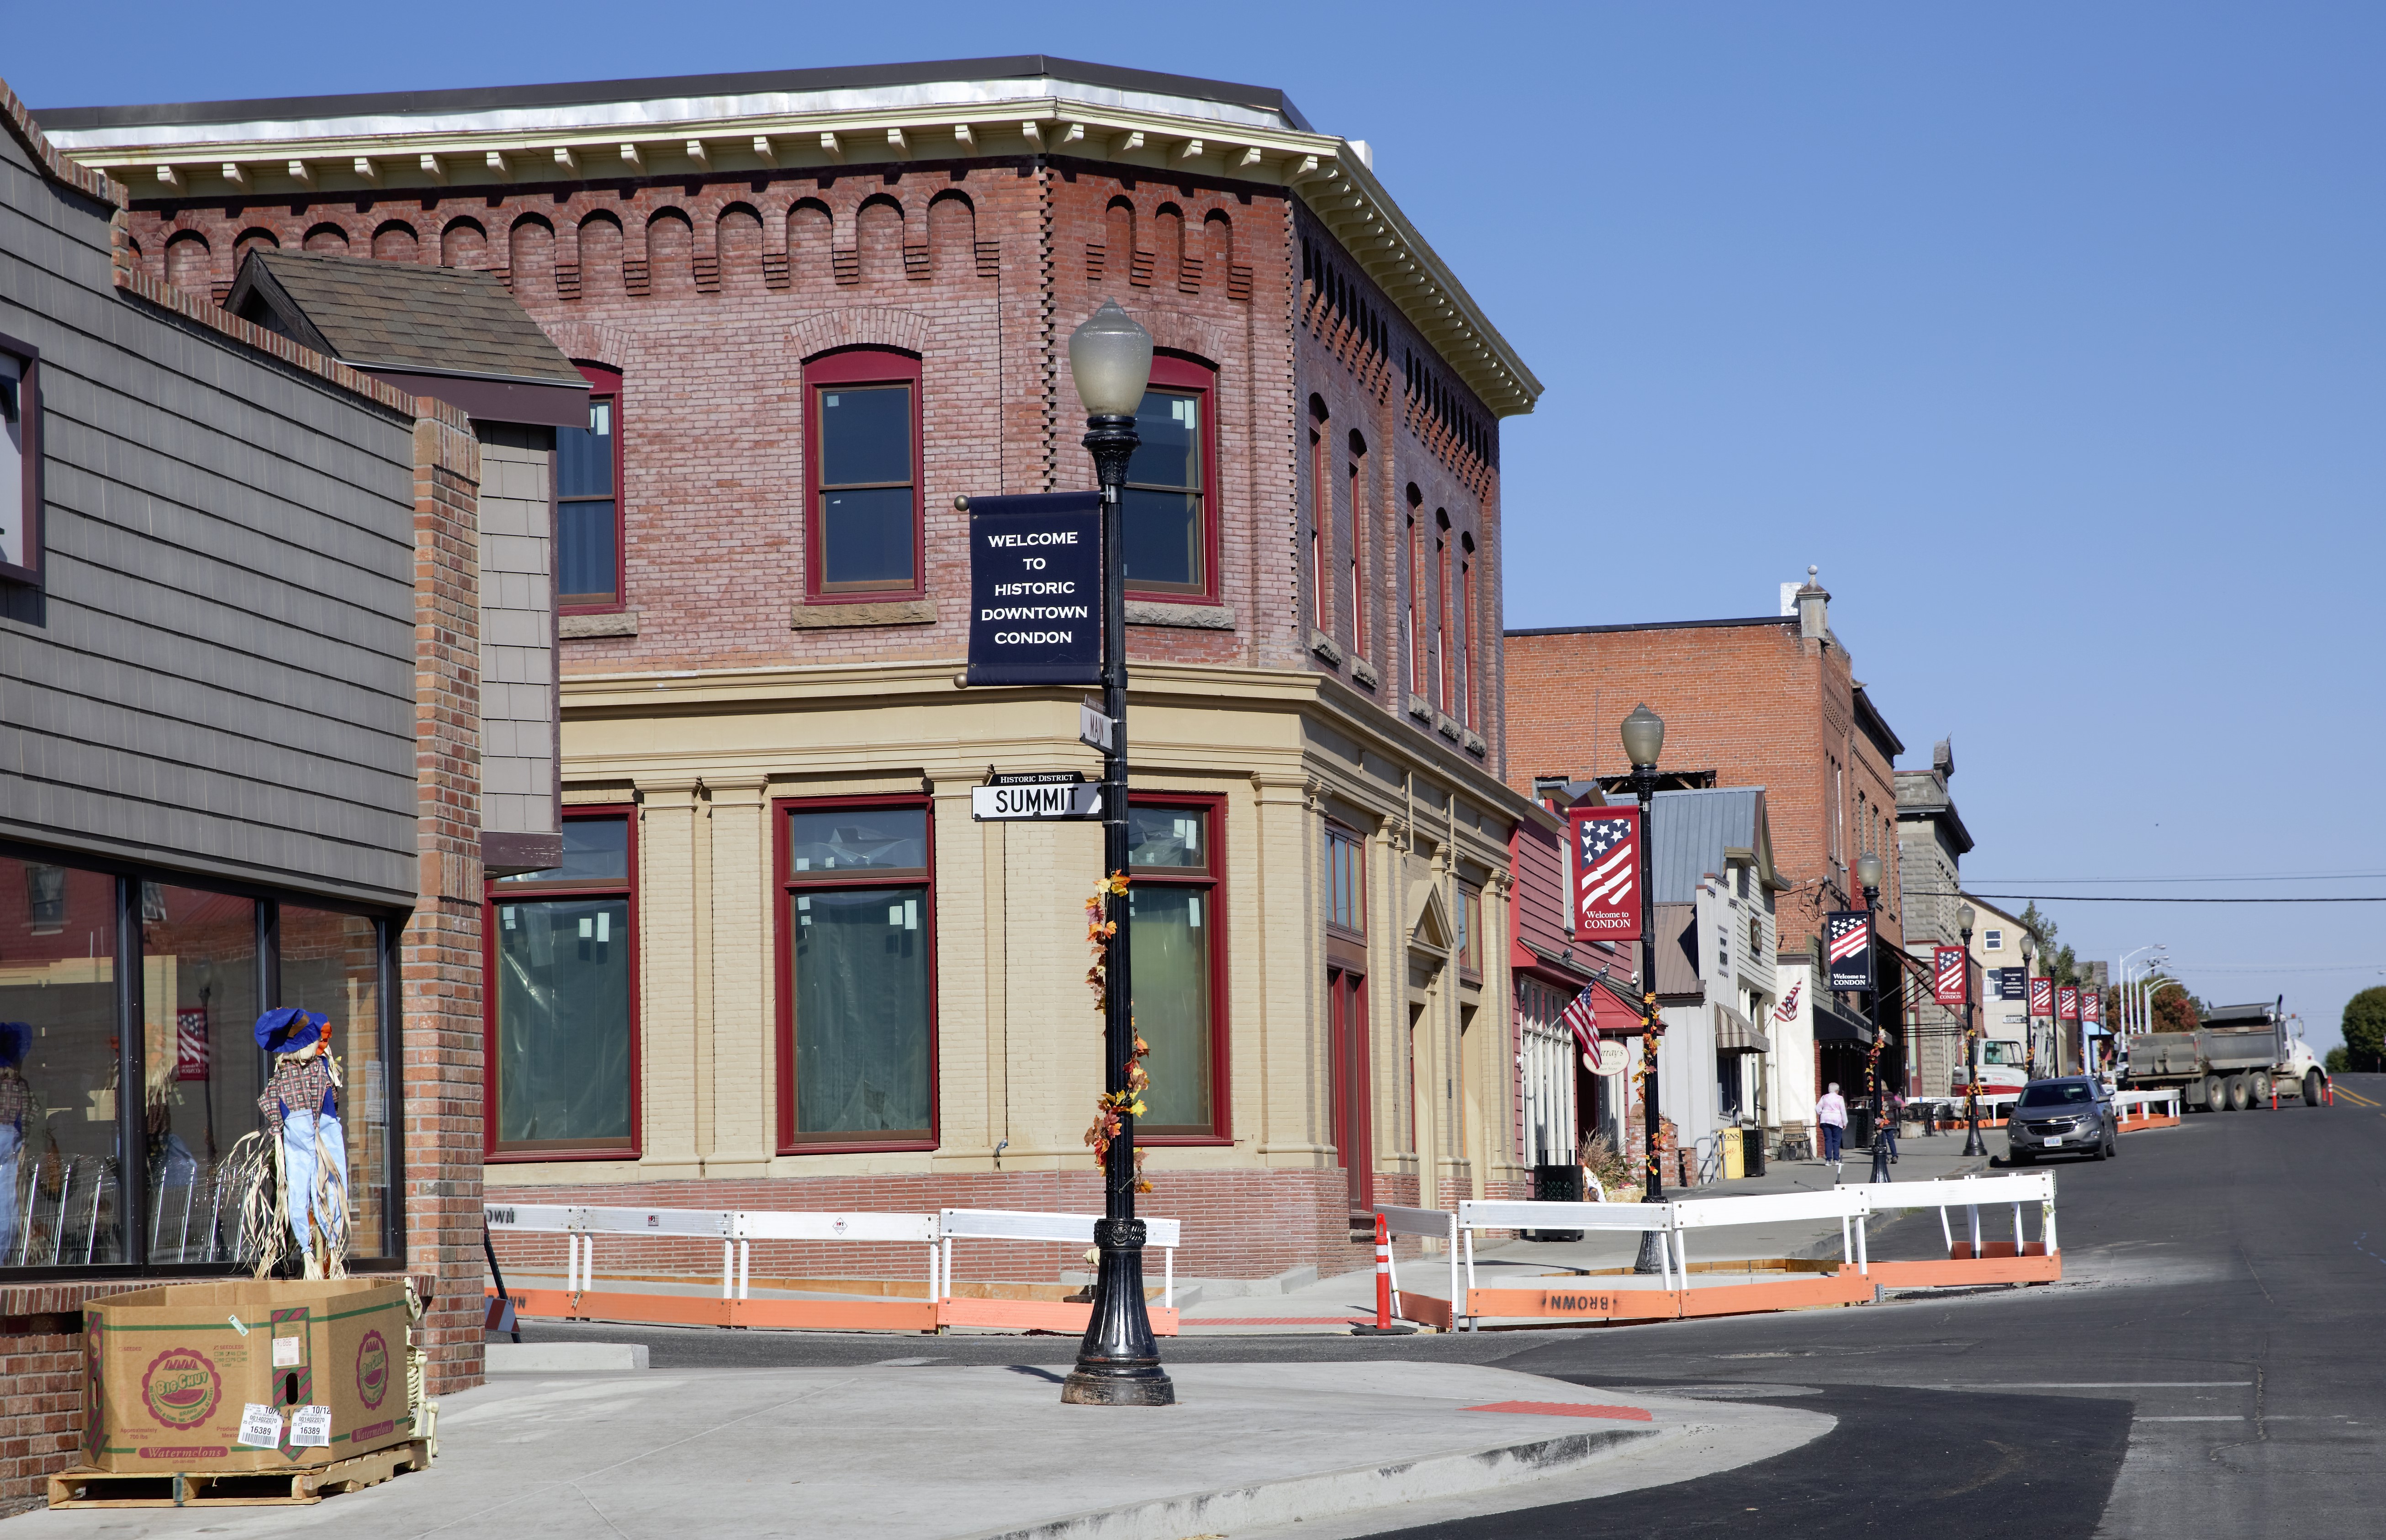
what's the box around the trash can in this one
[1524,1164,1584,1242]
[1742,1122,1767,1177]
[1848,1104,1876,1151]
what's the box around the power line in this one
[1965,871,2386,885]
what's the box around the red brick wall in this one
[1502,619,1902,952]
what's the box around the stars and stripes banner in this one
[1568,807,1642,941]
[2058,985,2080,1022]
[1934,946,1968,1006]
[175,1007,209,1081]
[1772,982,1802,1023]
[2030,976,2055,1017]
[2081,990,2102,1026]
[1824,910,1873,992]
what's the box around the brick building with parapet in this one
[47,56,1559,1287]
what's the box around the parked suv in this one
[2005,1077,2119,1165]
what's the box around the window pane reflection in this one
[0,856,123,1266]
[140,883,259,1264]
[280,906,391,1256]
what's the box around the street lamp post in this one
[2021,937,2038,1080]
[1621,705,1670,1275]
[1855,853,1891,1183]
[1059,300,1174,1408]
[1958,903,1984,1156]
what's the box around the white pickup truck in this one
[2121,999,2327,1112]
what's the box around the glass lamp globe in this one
[1068,300,1154,417]
[1619,704,1665,771]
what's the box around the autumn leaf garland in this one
[1081,872,1154,1193]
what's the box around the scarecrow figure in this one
[251,1007,346,1277]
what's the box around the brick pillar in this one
[400,406,486,1396]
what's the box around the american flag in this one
[1934,946,1967,1005]
[2029,976,2054,1016]
[1826,912,1871,964]
[1772,982,1802,1023]
[2058,985,2080,1021]
[2081,990,2102,1025]
[175,1007,209,1081]
[1571,809,1641,937]
[1560,986,1600,1057]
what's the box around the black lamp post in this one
[1855,852,1891,1184]
[1621,704,1670,1275]
[1958,903,1984,1156]
[1059,300,1174,1408]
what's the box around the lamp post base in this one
[1632,1229,1670,1274]
[1061,1218,1175,1407]
[1962,1120,1987,1156]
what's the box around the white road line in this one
[1926,1382,2253,1389]
[2138,1415,2247,1422]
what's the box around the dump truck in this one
[2121,997,2327,1111]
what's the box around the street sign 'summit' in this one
[965,491,1102,686]
[972,771,1102,822]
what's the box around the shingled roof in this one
[228,248,585,390]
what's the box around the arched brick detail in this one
[788,307,932,361]
[540,318,638,370]
[1127,308,1233,371]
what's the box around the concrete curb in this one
[955,1426,1660,1540]
[485,1341,649,1373]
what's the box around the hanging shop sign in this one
[964,491,1103,686]
[971,770,1102,822]
[1934,946,1968,1006]
[1567,807,1642,940]
[1824,910,1873,992]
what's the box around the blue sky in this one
[14,2,2381,1048]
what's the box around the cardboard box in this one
[83,1279,414,1473]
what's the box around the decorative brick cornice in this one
[789,306,933,360]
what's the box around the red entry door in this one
[1329,970,1372,1217]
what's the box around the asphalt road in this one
[513,1072,2386,1537]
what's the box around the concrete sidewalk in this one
[13,1362,1828,1539]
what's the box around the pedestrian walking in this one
[1817,1082,1847,1171]
[1883,1088,1904,1165]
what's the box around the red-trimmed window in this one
[806,348,924,599]
[1129,797,1229,1140]
[1124,353,1221,601]
[0,332,41,586]
[1457,884,1484,980]
[1325,822,1365,937]
[486,809,640,1158]
[1346,433,1367,659]
[1457,534,1477,726]
[556,363,623,610]
[776,796,937,1151]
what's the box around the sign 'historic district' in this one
[964,491,1104,686]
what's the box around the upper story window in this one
[487,813,638,1157]
[1457,884,1483,978]
[1346,433,1368,659]
[778,800,936,1150]
[807,349,922,598]
[556,364,622,610]
[1124,354,1218,600]
[1984,928,2004,952]
[0,334,41,585]
[1325,823,1365,936]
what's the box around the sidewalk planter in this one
[83,1281,414,1474]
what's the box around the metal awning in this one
[1714,1001,1771,1055]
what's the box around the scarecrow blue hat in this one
[0,1022,29,1068]
[254,1007,328,1054]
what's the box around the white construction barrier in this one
[935,1208,1180,1309]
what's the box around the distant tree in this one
[2343,988,2386,1073]
[2326,1046,2350,1074]
[2148,981,2200,1034]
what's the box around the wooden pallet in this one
[47,1438,430,1508]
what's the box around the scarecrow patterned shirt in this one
[0,1069,31,1133]
[257,1055,338,1134]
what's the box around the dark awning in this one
[1811,996,1875,1045]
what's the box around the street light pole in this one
[1856,853,1890,1183]
[1060,300,1172,1408]
[1959,903,1984,1156]
[1621,705,1670,1275]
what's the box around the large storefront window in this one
[0,847,401,1273]
[778,801,935,1150]
[1128,801,1226,1139]
[487,813,637,1157]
